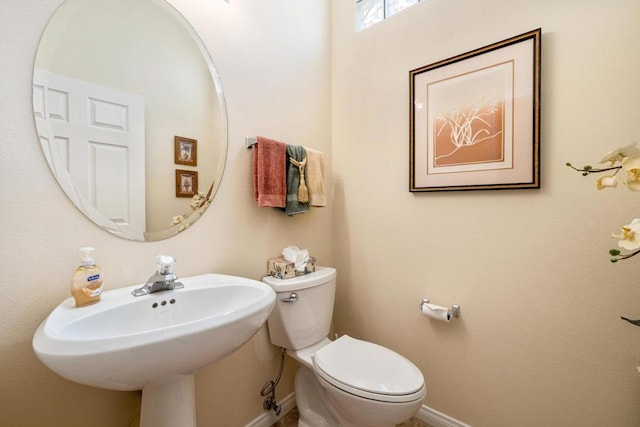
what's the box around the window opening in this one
[356,0,421,31]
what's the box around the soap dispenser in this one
[70,247,104,307]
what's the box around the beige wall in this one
[3,0,640,426]
[331,0,640,426]
[0,0,330,426]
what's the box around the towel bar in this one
[246,136,258,149]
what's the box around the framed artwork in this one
[174,136,197,166]
[409,28,541,192]
[175,169,198,197]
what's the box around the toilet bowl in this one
[263,267,426,427]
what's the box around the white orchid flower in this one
[612,218,640,250]
[622,154,640,191]
[600,142,640,165]
[596,174,618,190]
[171,215,186,225]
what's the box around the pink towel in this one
[253,136,287,208]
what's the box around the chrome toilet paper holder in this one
[419,298,460,319]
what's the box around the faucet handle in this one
[156,255,176,275]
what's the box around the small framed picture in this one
[174,136,197,166]
[175,169,198,197]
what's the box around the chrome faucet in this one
[131,255,184,297]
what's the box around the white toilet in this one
[263,267,426,427]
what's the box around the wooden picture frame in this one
[175,169,198,197]
[409,29,541,192]
[174,136,197,166]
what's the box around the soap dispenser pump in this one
[70,247,104,307]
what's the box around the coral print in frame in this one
[409,29,541,192]
[175,169,198,197]
[174,136,198,166]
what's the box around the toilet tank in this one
[262,267,336,350]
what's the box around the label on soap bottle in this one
[82,273,103,297]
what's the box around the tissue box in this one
[268,256,316,279]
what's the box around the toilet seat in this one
[312,335,425,403]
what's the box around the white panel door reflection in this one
[34,70,146,239]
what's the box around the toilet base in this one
[295,366,338,426]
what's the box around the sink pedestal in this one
[140,374,196,427]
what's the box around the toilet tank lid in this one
[262,266,336,292]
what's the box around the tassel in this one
[290,156,309,203]
[298,180,309,203]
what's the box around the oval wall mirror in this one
[33,0,227,241]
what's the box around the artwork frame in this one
[174,136,198,166]
[409,28,541,192]
[175,169,198,197]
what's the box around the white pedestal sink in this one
[32,273,276,427]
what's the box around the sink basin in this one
[33,273,275,391]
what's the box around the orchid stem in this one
[621,316,640,327]
[566,163,622,174]
[610,247,640,262]
[617,249,640,260]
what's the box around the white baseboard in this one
[415,405,472,427]
[245,392,297,427]
[245,393,470,427]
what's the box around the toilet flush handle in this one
[281,292,298,303]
